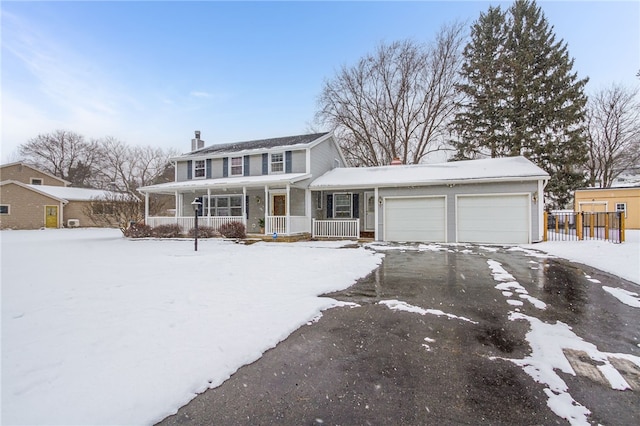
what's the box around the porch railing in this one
[312,219,360,239]
[146,216,246,231]
[544,211,625,243]
[265,216,310,235]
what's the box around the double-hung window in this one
[206,196,243,217]
[270,153,284,173]
[334,193,352,219]
[615,202,627,218]
[230,157,243,176]
[193,160,206,178]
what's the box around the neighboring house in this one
[0,162,119,229]
[0,161,71,187]
[139,132,550,244]
[574,186,640,230]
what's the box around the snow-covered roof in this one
[310,156,549,190]
[26,184,120,201]
[178,132,331,159]
[138,173,312,193]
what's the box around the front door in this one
[45,205,58,228]
[272,195,286,216]
[365,192,375,231]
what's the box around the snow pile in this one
[521,230,640,284]
[379,299,477,324]
[486,259,547,310]
[500,313,640,426]
[1,229,383,425]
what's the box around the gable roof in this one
[310,156,549,190]
[0,180,68,203]
[0,162,71,186]
[180,132,331,158]
[1,180,122,202]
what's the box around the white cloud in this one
[189,91,212,98]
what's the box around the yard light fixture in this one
[191,197,202,251]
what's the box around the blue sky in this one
[2,1,638,162]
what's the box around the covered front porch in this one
[139,174,313,236]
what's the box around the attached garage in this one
[457,194,530,244]
[384,196,445,242]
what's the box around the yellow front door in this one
[45,206,58,228]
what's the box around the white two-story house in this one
[138,132,348,236]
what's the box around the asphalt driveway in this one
[158,244,640,425]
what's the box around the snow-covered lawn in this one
[2,228,638,426]
[1,228,382,425]
[521,230,640,285]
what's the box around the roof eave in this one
[310,175,549,191]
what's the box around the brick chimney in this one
[390,158,403,166]
[191,131,205,151]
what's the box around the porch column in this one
[264,185,269,235]
[174,191,179,217]
[144,192,149,222]
[242,186,247,227]
[374,187,379,241]
[286,183,291,234]
[207,188,211,227]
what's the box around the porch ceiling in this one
[138,173,312,194]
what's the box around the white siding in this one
[456,194,529,244]
[384,197,446,242]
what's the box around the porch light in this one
[191,198,202,252]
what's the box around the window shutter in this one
[352,193,359,218]
[262,153,268,175]
[244,156,250,176]
[223,157,229,177]
[187,160,193,180]
[285,151,292,173]
[246,195,249,219]
[326,194,333,219]
[206,159,212,179]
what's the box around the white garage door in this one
[384,197,446,242]
[457,194,529,244]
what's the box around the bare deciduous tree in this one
[19,130,103,187]
[83,192,144,234]
[586,84,640,187]
[316,23,465,166]
[95,137,177,193]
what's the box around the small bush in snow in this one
[124,223,152,238]
[151,224,183,238]
[218,221,246,239]
[187,226,221,238]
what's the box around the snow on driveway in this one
[1,229,383,425]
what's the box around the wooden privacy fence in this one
[544,211,626,243]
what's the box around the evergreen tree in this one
[452,0,589,208]
[451,6,508,160]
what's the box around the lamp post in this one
[191,198,202,251]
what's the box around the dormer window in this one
[271,153,284,173]
[230,157,243,176]
[194,160,206,178]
